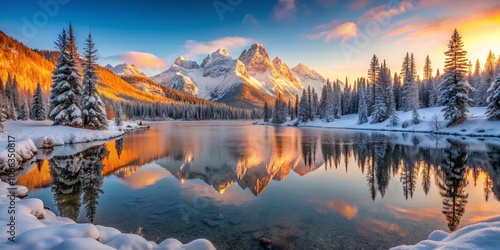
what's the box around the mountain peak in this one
[174,56,200,69]
[106,63,146,77]
[214,48,231,58]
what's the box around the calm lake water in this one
[12,121,500,249]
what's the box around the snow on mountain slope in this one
[291,63,327,93]
[238,44,302,98]
[150,43,330,107]
[105,63,146,77]
[150,49,273,108]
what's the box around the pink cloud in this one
[350,0,371,10]
[273,0,297,20]
[358,0,414,24]
[182,36,255,58]
[108,51,166,69]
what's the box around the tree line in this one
[266,29,500,127]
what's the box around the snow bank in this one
[0,181,216,250]
[109,120,145,131]
[0,121,124,173]
[258,107,500,138]
[391,216,500,249]
[0,139,37,174]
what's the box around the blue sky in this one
[1,0,499,80]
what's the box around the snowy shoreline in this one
[256,107,500,138]
[0,121,126,174]
[391,216,500,249]
[0,181,216,250]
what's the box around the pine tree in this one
[19,98,30,120]
[486,73,500,120]
[334,81,342,119]
[325,81,335,122]
[31,82,47,120]
[298,89,309,123]
[357,79,368,124]
[82,32,108,130]
[49,25,83,127]
[319,84,328,119]
[114,104,124,126]
[423,55,433,108]
[272,93,287,124]
[437,29,473,126]
[401,53,416,112]
[263,102,270,122]
[393,73,402,110]
[368,55,380,114]
[477,51,497,106]
[371,60,391,123]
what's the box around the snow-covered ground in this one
[391,216,500,249]
[258,107,500,137]
[0,181,216,250]
[0,120,124,173]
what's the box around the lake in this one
[12,121,500,249]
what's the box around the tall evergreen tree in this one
[272,93,287,124]
[437,29,473,126]
[357,79,369,124]
[393,72,402,110]
[19,98,30,120]
[32,82,47,120]
[477,51,497,106]
[81,32,108,130]
[298,89,309,123]
[325,81,335,122]
[49,25,83,127]
[367,55,380,114]
[263,102,270,122]
[114,104,124,126]
[371,60,391,123]
[486,73,500,120]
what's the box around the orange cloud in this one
[307,22,358,42]
[108,51,166,69]
[308,199,359,220]
[388,205,442,222]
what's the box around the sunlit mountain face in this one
[16,121,500,249]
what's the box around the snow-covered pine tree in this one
[19,98,30,120]
[31,82,47,120]
[263,101,270,122]
[367,55,380,115]
[471,59,482,106]
[357,79,369,124]
[393,72,402,110]
[312,88,319,117]
[371,60,390,123]
[319,84,328,119]
[476,51,497,106]
[437,29,473,126]
[272,93,287,124]
[0,96,6,132]
[486,73,500,120]
[422,55,433,108]
[298,89,309,123]
[114,104,124,126]
[325,81,335,122]
[82,32,108,130]
[49,25,83,127]
[401,53,417,112]
[334,81,342,119]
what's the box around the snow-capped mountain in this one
[105,63,146,77]
[291,63,328,92]
[150,43,329,108]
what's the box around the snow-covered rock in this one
[105,63,146,77]
[391,216,500,249]
[0,181,216,250]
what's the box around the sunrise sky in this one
[1,0,499,80]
